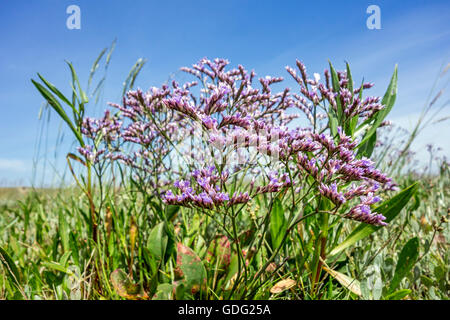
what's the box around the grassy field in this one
[0,171,448,300]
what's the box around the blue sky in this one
[0,0,449,186]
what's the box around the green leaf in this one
[328,111,338,137]
[378,64,399,121]
[59,251,72,267]
[357,130,377,158]
[69,232,80,266]
[270,198,287,250]
[0,246,22,284]
[420,275,433,287]
[206,236,231,270]
[175,281,188,300]
[66,61,89,104]
[385,289,411,300]
[59,209,70,253]
[37,73,74,108]
[223,254,239,290]
[122,58,147,96]
[88,47,107,91]
[359,65,398,146]
[389,237,420,293]
[42,261,69,274]
[329,182,418,258]
[110,269,149,300]
[345,61,354,96]
[328,61,343,121]
[147,222,168,263]
[343,62,355,136]
[165,205,180,221]
[152,283,174,300]
[31,79,84,146]
[176,243,207,294]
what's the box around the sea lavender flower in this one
[163,95,199,120]
[254,172,292,195]
[228,191,250,206]
[219,113,252,129]
[318,183,346,206]
[344,204,387,226]
[77,145,105,163]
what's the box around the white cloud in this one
[0,159,27,172]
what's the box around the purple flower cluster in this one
[80,110,122,141]
[162,166,294,210]
[253,171,292,195]
[286,59,386,128]
[77,110,122,163]
[76,57,395,226]
[345,193,386,226]
[163,167,231,209]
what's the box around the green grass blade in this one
[66,60,89,104]
[0,246,22,284]
[37,73,74,108]
[31,79,84,146]
[122,58,147,96]
[88,47,107,92]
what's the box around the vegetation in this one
[0,45,448,300]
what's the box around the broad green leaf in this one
[176,243,207,293]
[110,269,149,300]
[329,182,418,257]
[223,254,239,290]
[389,237,419,293]
[147,222,168,263]
[206,236,231,270]
[270,198,287,250]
